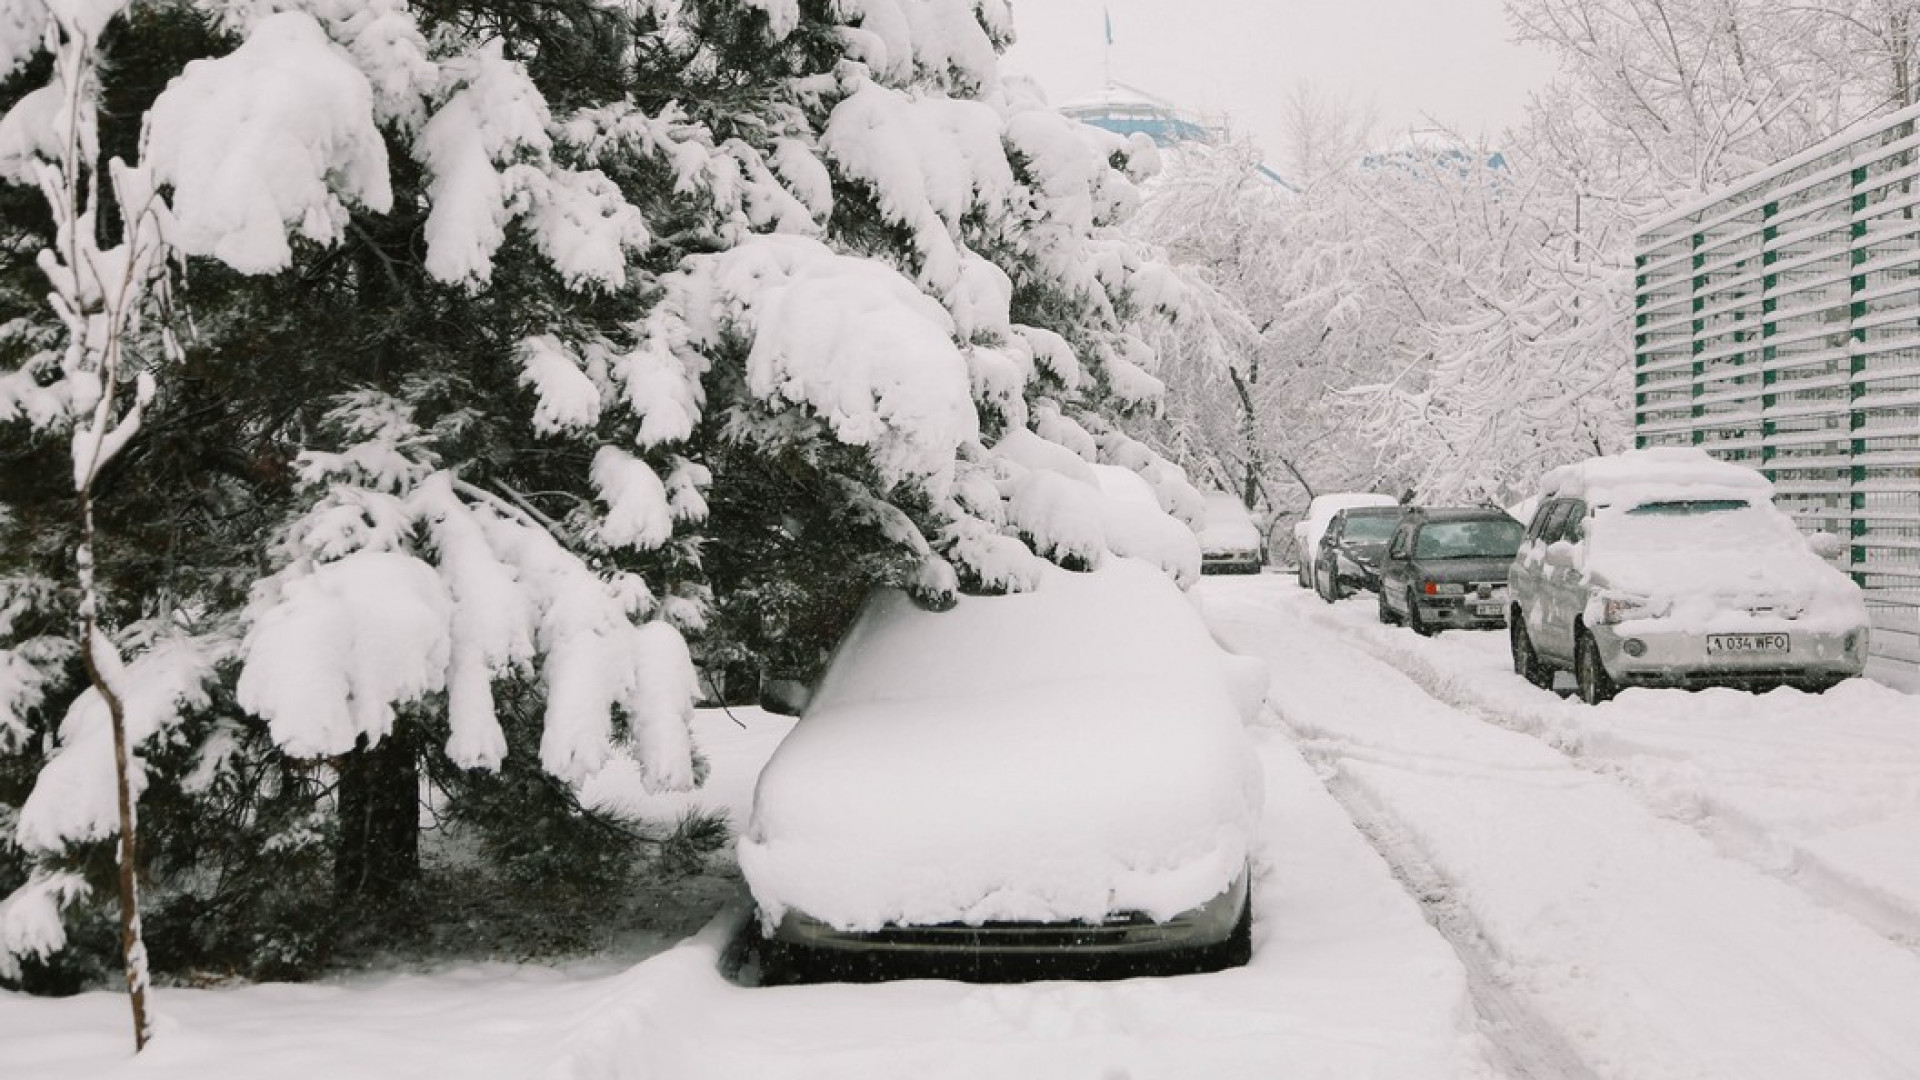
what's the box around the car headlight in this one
[1601,593,1669,624]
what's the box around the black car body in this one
[1313,506,1405,600]
[1376,507,1525,635]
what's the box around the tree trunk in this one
[334,724,421,902]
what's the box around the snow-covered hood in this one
[1197,494,1262,555]
[1578,505,1868,631]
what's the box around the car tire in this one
[1510,618,1552,689]
[1575,630,1617,704]
[1407,590,1434,637]
[1321,560,1344,602]
[1378,587,1401,625]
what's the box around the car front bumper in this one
[1202,550,1264,575]
[763,872,1249,960]
[1593,623,1867,689]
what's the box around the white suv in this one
[1507,449,1869,703]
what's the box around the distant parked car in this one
[1293,492,1398,588]
[1376,507,1525,636]
[741,559,1267,982]
[1507,448,1869,704]
[1197,491,1266,575]
[1313,505,1406,601]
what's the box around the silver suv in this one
[1507,451,1870,704]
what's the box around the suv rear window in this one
[1414,519,1524,559]
[1625,499,1751,515]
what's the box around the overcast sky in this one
[1003,0,1564,164]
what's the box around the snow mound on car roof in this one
[739,558,1263,932]
[1539,447,1772,509]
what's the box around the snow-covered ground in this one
[9,572,1920,1079]
[1203,574,1920,1080]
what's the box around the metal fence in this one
[1634,104,1920,687]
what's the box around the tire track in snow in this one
[1293,590,1920,953]
[1286,736,1603,1080]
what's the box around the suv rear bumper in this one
[1413,594,1509,630]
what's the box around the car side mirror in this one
[1807,531,1847,560]
[1544,539,1575,566]
[758,678,813,717]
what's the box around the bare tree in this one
[23,3,182,1050]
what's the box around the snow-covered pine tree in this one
[1,0,1201,997]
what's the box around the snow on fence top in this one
[1635,99,1920,254]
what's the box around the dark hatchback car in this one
[1377,507,1526,635]
[1313,506,1406,601]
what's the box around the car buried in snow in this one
[1312,505,1407,600]
[1375,507,1526,636]
[1197,491,1266,574]
[739,558,1266,983]
[1506,448,1870,704]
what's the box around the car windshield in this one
[1414,519,1524,559]
[1343,514,1399,542]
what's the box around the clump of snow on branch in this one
[143,11,392,273]
[234,398,698,786]
[14,632,226,853]
[671,234,980,492]
[0,871,89,980]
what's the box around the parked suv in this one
[1507,448,1869,704]
[1313,505,1405,601]
[1376,507,1525,635]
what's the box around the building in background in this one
[1059,82,1290,188]
[1058,82,1222,147]
[1633,104,1920,688]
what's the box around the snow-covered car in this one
[1292,492,1398,587]
[1312,505,1406,600]
[1507,448,1870,704]
[739,559,1266,982]
[1196,491,1266,574]
[1376,506,1525,635]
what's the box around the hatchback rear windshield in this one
[1414,519,1524,559]
[1343,514,1399,541]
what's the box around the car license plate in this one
[1473,603,1503,617]
[1706,633,1789,655]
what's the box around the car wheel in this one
[1407,590,1434,637]
[1575,630,1617,704]
[1377,587,1401,625]
[1510,618,1552,689]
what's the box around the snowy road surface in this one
[1201,574,1920,1080]
[5,572,1919,1079]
